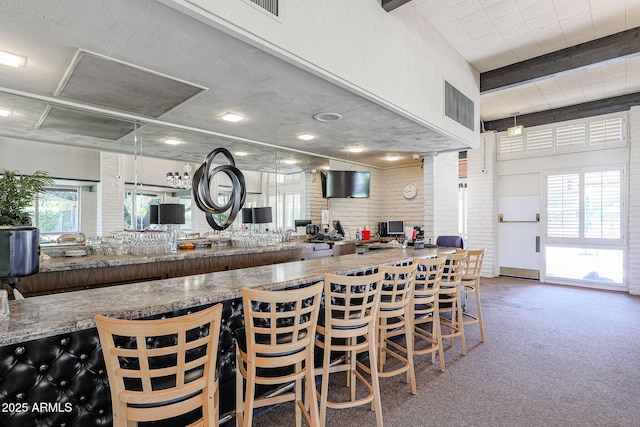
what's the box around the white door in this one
[498,196,541,279]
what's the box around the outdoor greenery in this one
[0,170,53,226]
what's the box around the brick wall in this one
[327,161,424,238]
[430,151,459,240]
[629,106,640,295]
[467,133,498,277]
[97,152,124,235]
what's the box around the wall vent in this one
[250,0,279,16]
[445,81,474,131]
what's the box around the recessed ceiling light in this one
[348,147,364,153]
[322,165,330,170]
[283,159,297,165]
[221,113,244,122]
[0,108,12,117]
[234,151,248,157]
[385,155,400,161]
[0,50,27,68]
[164,139,182,145]
[297,133,315,141]
[313,112,343,122]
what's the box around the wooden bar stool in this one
[369,263,417,394]
[438,252,468,356]
[235,282,323,427]
[461,248,486,342]
[411,256,447,371]
[315,271,385,427]
[94,304,223,427]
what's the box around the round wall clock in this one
[403,183,418,200]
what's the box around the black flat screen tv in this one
[322,170,371,198]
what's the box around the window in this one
[544,167,624,285]
[124,191,162,230]
[545,169,622,242]
[28,187,79,242]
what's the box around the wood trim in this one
[483,92,640,132]
[381,0,413,12]
[481,27,640,93]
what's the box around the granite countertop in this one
[0,247,445,346]
[38,241,312,273]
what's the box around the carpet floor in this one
[248,277,640,427]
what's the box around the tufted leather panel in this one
[0,298,243,427]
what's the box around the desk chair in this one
[412,256,447,371]
[95,304,223,427]
[435,235,465,249]
[316,272,385,427]
[235,282,323,427]
[460,248,486,342]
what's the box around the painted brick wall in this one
[431,151,459,240]
[327,161,424,238]
[466,133,498,277]
[97,152,124,235]
[80,187,97,238]
[629,106,640,295]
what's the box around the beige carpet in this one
[248,277,640,427]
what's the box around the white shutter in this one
[526,128,553,153]
[498,134,524,157]
[584,170,621,239]
[546,173,580,238]
[589,118,623,146]
[556,124,586,150]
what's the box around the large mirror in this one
[0,90,332,243]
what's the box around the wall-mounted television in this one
[321,170,371,198]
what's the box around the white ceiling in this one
[412,0,640,121]
[0,0,638,173]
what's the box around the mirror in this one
[0,90,333,239]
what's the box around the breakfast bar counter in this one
[0,247,445,427]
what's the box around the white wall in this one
[164,0,479,148]
[628,106,640,295]
[0,138,100,181]
[466,133,498,277]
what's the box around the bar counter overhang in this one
[0,247,445,427]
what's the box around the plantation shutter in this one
[546,173,580,238]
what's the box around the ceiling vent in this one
[445,81,474,131]
[36,50,207,140]
[250,0,279,16]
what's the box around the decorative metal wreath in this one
[192,148,246,230]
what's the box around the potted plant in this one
[0,170,53,293]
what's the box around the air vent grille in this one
[445,81,474,131]
[251,0,279,16]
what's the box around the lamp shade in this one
[150,204,159,224]
[157,203,186,225]
[241,208,253,224]
[252,207,272,224]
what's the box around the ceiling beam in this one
[480,27,640,93]
[381,0,413,12]
[482,92,640,132]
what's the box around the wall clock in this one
[403,183,418,200]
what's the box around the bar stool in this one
[235,282,324,427]
[370,263,417,394]
[438,251,468,356]
[411,256,447,371]
[315,271,385,427]
[94,304,223,427]
[461,248,486,342]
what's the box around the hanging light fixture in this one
[166,163,193,190]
